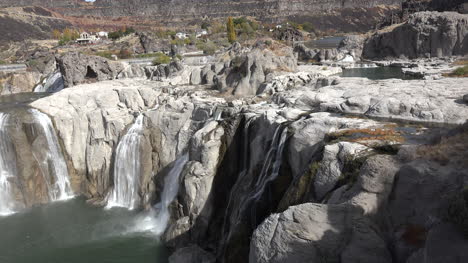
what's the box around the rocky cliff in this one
[363,12,468,59]
[0,0,403,31]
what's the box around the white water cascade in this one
[251,126,288,201]
[30,109,74,201]
[0,113,18,215]
[134,154,189,235]
[151,154,189,235]
[106,115,145,210]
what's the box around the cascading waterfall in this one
[134,153,189,235]
[30,109,74,201]
[107,115,145,210]
[221,123,288,253]
[34,72,65,93]
[0,112,18,215]
[151,154,189,235]
[251,126,288,201]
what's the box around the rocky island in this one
[0,1,467,263]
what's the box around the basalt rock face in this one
[363,12,468,59]
[57,52,125,87]
[201,43,297,96]
[0,0,402,32]
[6,64,467,263]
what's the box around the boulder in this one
[0,71,42,94]
[314,142,369,201]
[363,12,468,59]
[327,155,400,216]
[273,27,304,42]
[190,67,202,85]
[138,32,159,53]
[144,60,184,81]
[249,203,391,263]
[338,35,366,59]
[56,52,124,87]
[293,43,318,61]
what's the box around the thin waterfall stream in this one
[0,112,18,215]
[135,153,189,235]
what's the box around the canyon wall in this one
[0,0,403,31]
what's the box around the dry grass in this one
[452,59,468,66]
[328,128,405,143]
[416,131,468,167]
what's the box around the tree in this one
[52,29,61,39]
[227,17,236,43]
[62,28,71,41]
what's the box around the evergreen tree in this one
[227,17,236,43]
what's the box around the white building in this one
[76,32,100,44]
[176,32,188,39]
[196,30,208,38]
[97,31,109,38]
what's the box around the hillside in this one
[0,6,71,46]
[0,0,402,31]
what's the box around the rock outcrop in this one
[363,12,468,59]
[201,43,297,96]
[249,203,391,263]
[276,76,468,124]
[56,52,125,87]
[0,71,41,94]
[294,35,366,62]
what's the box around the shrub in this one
[119,48,132,59]
[108,27,136,40]
[302,22,316,33]
[449,65,468,77]
[152,53,171,65]
[0,60,7,65]
[201,21,210,30]
[58,39,67,46]
[196,41,217,55]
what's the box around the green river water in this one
[0,198,168,263]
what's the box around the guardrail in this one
[0,64,27,72]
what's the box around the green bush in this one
[0,60,6,65]
[302,22,316,33]
[152,53,171,65]
[196,41,217,55]
[450,65,468,77]
[135,53,160,58]
[109,27,136,40]
[201,21,210,30]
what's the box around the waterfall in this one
[251,126,288,201]
[133,154,189,235]
[0,113,17,215]
[29,109,74,201]
[151,154,189,235]
[220,123,288,255]
[106,115,145,210]
[34,72,65,93]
